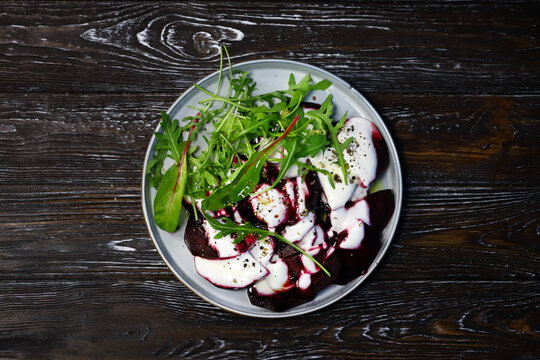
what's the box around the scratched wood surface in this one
[1,1,539,359]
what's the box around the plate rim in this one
[141,58,403,318]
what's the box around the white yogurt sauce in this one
[249,236,274,264]
[308,117,379,210]
[297,272,312,290]
[331,199,371,249]
[298,225,325,273]
[194,252,269,288]
[202,220,239,257]
[351,185,368,202]
[296,225,325,253]
[284,180,296,204]
[310,148,356,210]
[250,184,289,229]
[283,163,300,178]
[301,255,318,274]
[295,176,311,216]
[281,212,315,242]
[339,117,378,188]
[252,257,292,295]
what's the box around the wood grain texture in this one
[0,93,538,185]
[1,280,538,359]
[0,1,538,94]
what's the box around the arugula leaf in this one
[154,112,183,161]
[203,114,300,211]
[307,95,350,185]
[296,111,328,158]
[270,135,299,186]
[311,79,332,91]
[148,112,184,189]
[203,150,267,211]
[146,146,168,189]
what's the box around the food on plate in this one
[147,51,395,311]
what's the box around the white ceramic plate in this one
[141,59,402,318]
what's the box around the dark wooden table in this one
[1,2,539,359]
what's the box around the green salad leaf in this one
[153,156,187,232]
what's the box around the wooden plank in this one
[1,280,538,359]
[0,183,538,281]
[0,93,538,186]
[371,93,540,185]
[0,2,538,94]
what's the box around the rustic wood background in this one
[1,1,539,359]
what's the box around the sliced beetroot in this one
[236,233,258,253]
[303,171,322,212]
[247,250,340,312]
[301,250,340,296]
[334,189,395,284]
[248,285,311,312]
[235,198,265,228]
[301,101,322,111]
[334,225,381,285]
[248,224,339,312]
[261,163,280,184]
[273,241,304,275]
[370,122,389,178]
[365,189,395,232]
[338,117,380,189]
[184,208,244,259]
[184,212,219,259]
[250,183,292,229]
